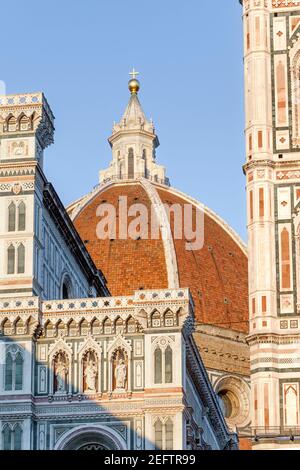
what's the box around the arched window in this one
[8,202,16,232]
[15,353,23,390]
[7,244,15,274]
[142,149,147,160]
[18,202,26,231]
[165,419,174,450]
[17,243,25,274]
[154,348,162,384]
[5,349,23,392]
[128,148,134,179]
[61,274,73,299]
[2,425,12,450]
[154,420,163,450]
[165,346,173,384]
[153,340,174,386]
[13,424,22,450]
[62,283,69,299]
[5,353,13,391]
[2,424,23,450]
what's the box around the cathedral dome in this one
[69,179,248,333]
[68,73,248,334]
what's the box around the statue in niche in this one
[54,353,68,393]
[115,359,127,389]
[83,351,98,393]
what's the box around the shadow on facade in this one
[0,333,156,450]
[0,291,239,451]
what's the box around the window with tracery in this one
[5,347,24,391]
[154,419,173,450]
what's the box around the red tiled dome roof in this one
[71,180,248,333]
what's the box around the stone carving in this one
[12,183,22,195]
[83,351,98,393]
[115,359,127,390]
[54,353,68,393]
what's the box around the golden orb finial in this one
[128,68,140,94]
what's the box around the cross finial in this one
[129,68,139,80]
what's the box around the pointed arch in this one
[13,424,22,450]
[15,317,25,335]
[61,273,73,299]
[19,114,29,131]
[151,310,161,328]
[128,148,134,179]
[126,316,136,333]
[26,316,37,335]
[7,244,15,274]
[164,309,175,327]
[17,243,25,274]
[91,318,101,336]
[56,320,66,336]
[2,318,12,335]
[103,317,112,335]
[79,319,90,336]
[15,352,23,390]
[67,319,77,337]
[18,201,26,231]
[78,338,102,394]
[4,345,24,392]
[165,419,173,450]
[5,352,13,391]
[154,419,163,450]
[107,335,132,393]
[8,202,16,232]
[154,347,162,384]
[7,115,17,132]
[2,424,12,450]
[114,316,123,334]
[165,346,173,384]
[45,320,55,338]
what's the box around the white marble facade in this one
[0,93,236,451]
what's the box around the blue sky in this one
[1,0,246,240]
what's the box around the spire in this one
[113,69,154,135]
[120,94,147,130]
[99,71,169,186]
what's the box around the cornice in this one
[247,332,300,346]
[243,159,275,174]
